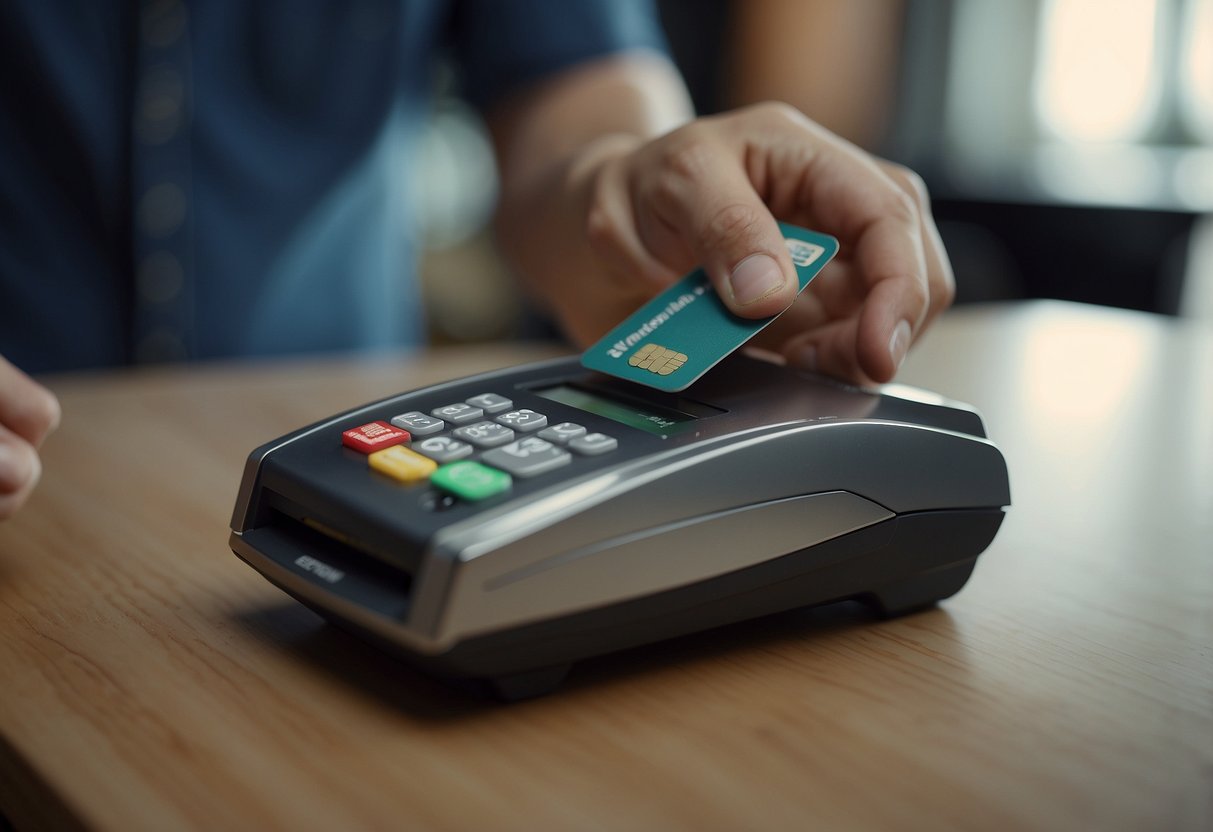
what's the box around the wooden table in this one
[2,302,1210,831]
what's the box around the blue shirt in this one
[0,1,667,373]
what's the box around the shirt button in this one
[138,182,186,238]
[137,251,184,303]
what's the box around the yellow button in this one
[368,445,437,484]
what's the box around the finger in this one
[633,131,799,318]
[777,172,943,383]
[856,273,924,382]
[751,283,830,351]
[739,119,933,379]
[0,424,42,520]
[881,163,955,333]
[788,257,868,324]
[840,201,929,381]
[783,260,923,385]
[0,356,61,448]
[846,166,951,381]
[782,316,875,387]
[584,152,679,290]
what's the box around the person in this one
[0,0,953,521]
[0,356,59,521]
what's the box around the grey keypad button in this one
[431,403,484,425]
[389,411,445,436]
[482,437,571,478]
[453,420,516,448]
[538,422,587,445]
[569,432,618,456]
[413,435,474,463]
[466,393,512,414]
[494,408,548,432]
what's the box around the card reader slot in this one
[238,507,413,621]
[260,489,421,575]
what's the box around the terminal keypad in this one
[346,392,616,502]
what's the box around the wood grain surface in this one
[1,303,1210,831]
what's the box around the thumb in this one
[704,203,799,319]
[637,142,798,319]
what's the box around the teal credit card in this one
[581,223,839,392]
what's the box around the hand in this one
[568,102,953,385]
[1,356,61,520]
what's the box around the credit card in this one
[580,223,838,392]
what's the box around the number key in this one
[482,437,571,478]
[569,432,618,456]
[495,408,548,432]
[466,393,512,413]
[431,403,484,425]
[538,422,586,445]
[453,420,515,448]
[390,411,445,436]
[413,435,474,463]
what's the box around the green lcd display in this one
[534,384,707,437]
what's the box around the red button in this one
[342,421,410,453]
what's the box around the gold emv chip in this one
[628,343,688,376]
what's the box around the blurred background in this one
[416,0,1213,345]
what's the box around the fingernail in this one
[889,320,912,371]
[729,254,785,306]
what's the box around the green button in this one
[430,460,511,501]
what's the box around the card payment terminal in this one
[229,353,1010,698]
